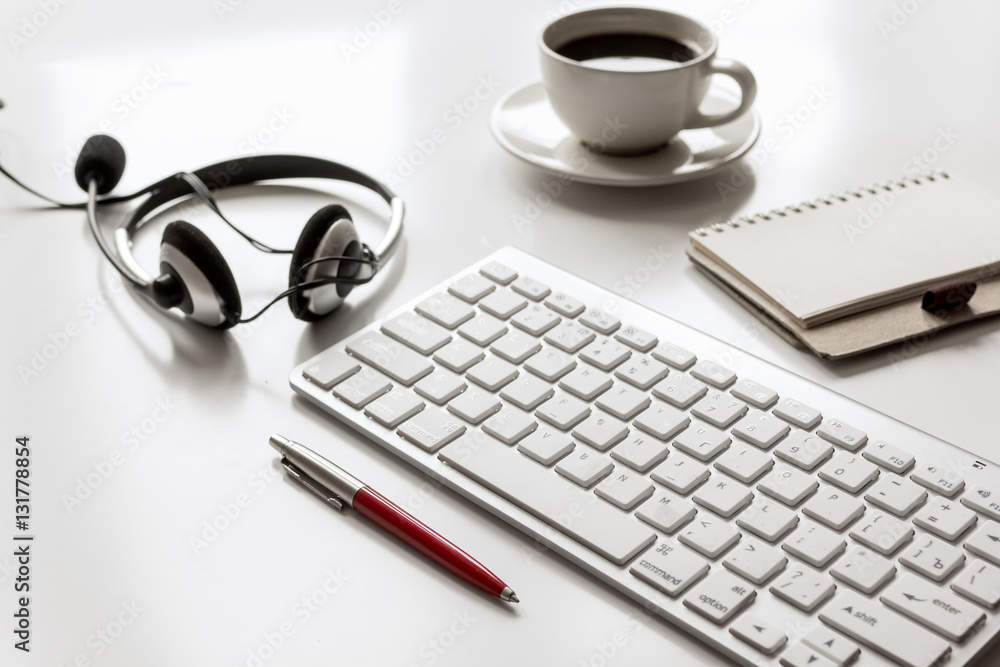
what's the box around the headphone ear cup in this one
[160,221,242,329]
[288,204,363,321]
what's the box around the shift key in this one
[346,332,433,385]
[819,590,951,667]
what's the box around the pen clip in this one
[281,459,345,511]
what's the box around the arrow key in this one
[802,625,860,665]
[778,643,837,667]
[729,613,787,655]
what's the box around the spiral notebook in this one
[687,171,1000,358]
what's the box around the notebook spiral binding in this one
[693,169,950,237]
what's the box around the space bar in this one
[438,434,656,565]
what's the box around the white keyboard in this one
[290,247,1000,667]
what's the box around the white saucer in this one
[490,81,761,187]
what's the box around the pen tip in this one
[501,588,519,604]
[269,434,290,454]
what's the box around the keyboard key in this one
[683,570,756,624]
[651,341,696,370]
[714,443,773,484]
[595,383,651,421]
[778,643,837,667]
[951,558,1000,609]
[910,462,966,498]
[439,435,654,565]
[555,446,614,487]
[899,535,965,582]
[465,355,518,391]
[651,374,707,409]
[558,365,613,401]
[736,496,798,542]
[414,370,466,404]
[364,390,425,428]
[723,537,787,585]
[678,515,741,558]
[673,422,731,462]
[630,540,708,597]
[691,392,747,428]
[730,378,778,409]
[633,401,690,440]
[457,313,507,346]
[965,519,1000,566]
[510,275,550,300]
[500,374,554,411]
[415,292,476,328]
[692,474,753,518]
[773,429,834,471]
[801,625,860,666]
[757,465,819,507]
[536,391,591,430]
[731,409,790,449]
[962,484,1000,522]
[447,388,501,424]
[729,614,787,655]
[432,339,485,372]
[332,368,392,408]
[543,291,585,317]
[302,349,360,389]
[478,260,517,285]
[772,397,822,430]
[819,589,951,667]
[691,360,737,389]
[595,469,655,510]
[610,433,669,472]
[816,418,867,451]
[571,411,629,451]
[542,321,595,353]
[913,499,977,541]
[881,573,985,642]
[651,453,710,495]
[849,510,914,556]
[770,562,837,612]
[782,520,846,568]
[801,486,865,531]
[397,405,466,452]
[615,324,657,352]
[830,545,896,594]
[636,491,697,533]
[579,307,621,335]
[510,303,561,335]
[862,439,915,474]
[482,407,538,445]
[346,332,433,385]
[864,475,927,517]
[613,355,669,390]
[448,272,496,303]
[489,330,541,364]
[579,338,632,371]
[523,346,576,381]
[817,451,880,493]
[479,288,528,319]
[517,426,574,466]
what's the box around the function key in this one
[690,360,737,389]
[511,275,551,301]
[910,462,965,497]
[651,341,696,370]
[615,325,657,352]
[731,378,778,409]
[772,397,822,430]
[544,291,585,317]
[961,485,1000,522]
[579,307,621,335]
[447,272,496,303]
[861,439,915,474]
[816,418,867,451]
[479,260,517,285]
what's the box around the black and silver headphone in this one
[0,134,403,329]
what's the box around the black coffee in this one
[556,33,700,71]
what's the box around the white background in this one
[2,0,999,665]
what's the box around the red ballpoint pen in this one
[269,434,519,603]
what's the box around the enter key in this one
[880,573,986,643]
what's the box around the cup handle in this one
[687,59,757,129]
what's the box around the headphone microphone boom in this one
[3,133,403,329]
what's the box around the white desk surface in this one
[3,0,1000,665]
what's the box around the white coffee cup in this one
[539,7,757,155]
